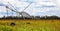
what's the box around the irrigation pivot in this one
[5,2,33,19]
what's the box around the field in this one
[0,19,60,31]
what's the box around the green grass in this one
[0,25,12,31]
[0,19,60,31]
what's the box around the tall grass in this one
[0,25,12,31]
[0,19,60,31]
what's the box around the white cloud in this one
[0,6,6,12]
[0,0,60,17]
[56,0,60,7]
[0,14,4,18]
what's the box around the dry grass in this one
[0,19,60,31]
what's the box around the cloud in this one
[56,0,60,7]
[0,0,60,17]
[0,6,6,12]
[0,14,4,18]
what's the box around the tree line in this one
[0,16,60,20]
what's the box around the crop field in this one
[0,19,60,31]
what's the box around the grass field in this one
[0,19,60,31]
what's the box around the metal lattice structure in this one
[5,2,32,18]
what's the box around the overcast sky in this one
[0,0,60,17]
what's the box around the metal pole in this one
[6,6,8,17]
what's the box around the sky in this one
[0,0,60,17]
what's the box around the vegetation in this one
[0,19,60,31]
[0,16,60,20]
